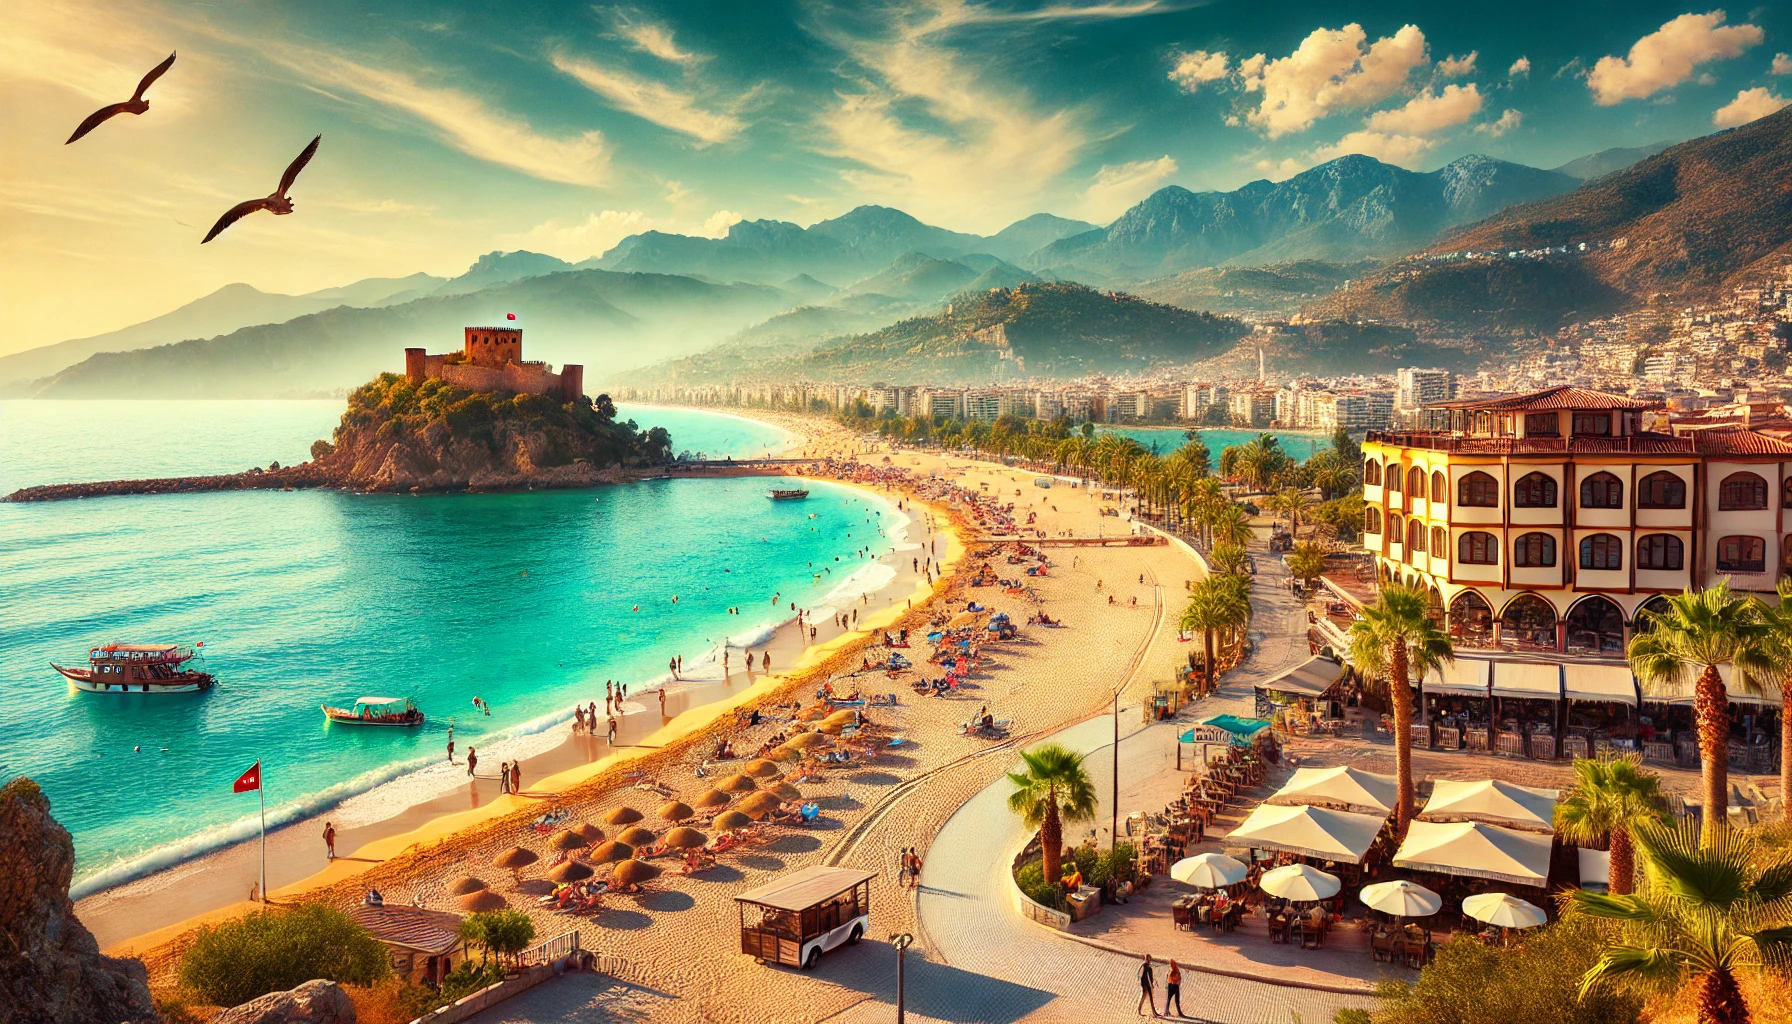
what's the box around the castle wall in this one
[440,361,566,398]
[405,327,582,403]
[464,327,523,369]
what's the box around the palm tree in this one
[1554,754,1670,895]
[1006,744,1099,889]
[1208,503,1254,549]
[1345,585,1454,832]
[1285,541,1328,590]
[1752,579,1792,811]
[1206,541,1249,577]
[1270,487,1313,535]
[1628,584,1774,846]
[1572,819,1792,1024]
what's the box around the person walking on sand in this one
[466,747,478,777]
[323,822,336,861]
[446,737,455,763]
[1137,954,1158,1016]
[499,761,511,794]
[659,687,667,715]
[1164,960,1183,1018]
[670,656,679,680]
[761,650,771,672]
[510,761,521,795]
[607,715,617,744]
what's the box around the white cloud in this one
[815,11,1087,229]
[909,0,1177,35]
[1367,83,1483,135]
[281,52,610,186]
[1168,50,1230,93]
[1240,23,1429,138]
[552,54,742,144]
[1079,156,1178,221]
[1436,51,1477,78]
[1772,52,1792,75]
[1311,129,1436,168]
[1253,156,1309,180]
[1508,56,1531,78]
[509,210,647,261]
[1587,11,1764,105]
[614,16,697,64]
[1474,108,1523,136]
[702,209,743,236]
[1713,86,1789,126]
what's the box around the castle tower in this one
[561,364,584,403]
[463,326,523,369]
[404,348,427,384]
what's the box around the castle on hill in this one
[404,327,584,402]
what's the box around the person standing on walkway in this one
[1137,954,1158,1017]
[1164,959,1183,1017]
[323,822,336,861]
[466,747,477,777]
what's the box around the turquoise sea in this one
[1096,426,1333,468]
[0,401,898,896]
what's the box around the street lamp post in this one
[891,933,913,1024]
[1112,692,1119,851]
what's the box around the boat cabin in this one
[323,696,424,726]
[736,865,875,969]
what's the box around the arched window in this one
[1513,532,1557,567]
[1513,472,1557,508]
[1580,472,1623,509]
[1784,476,1792,509]
[1407,519,1424,559]
[1718,472,1768,510]
[1408,466,1425,496]
[1365,507,1382,534]
[1387,463,1403,493]
[1363,459,1381,486]
[1716,535,1766,573]
[1637,471,1686,509]
[1458,471,1499,507]
[1431,471,1446,503]
[1458,531,1499,564]
[1388,514,1403,544]
[1635,534,1684,571]
[1579,533,1623,570]
[1431,526,1448,556]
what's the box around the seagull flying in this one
[66,52,176,144]
[202,135,321,244]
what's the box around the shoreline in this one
[81,417,964,952]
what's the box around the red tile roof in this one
[1687,428,1792,456]
[345,905,465,955]
[1427,386,1655,412]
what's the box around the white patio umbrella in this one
[1462,892,1548,929]
[1359,879,1442,918]
[1258,863,1341,902]
[1170,853,1249,889]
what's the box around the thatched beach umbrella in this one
[824,710,858,724]
[797,707,828,722]
[446,876,488,896]
[738,791,782,816]
[766,781,802,802]
[492,846,539,879]
[549,830,589,852]
[694,788,732,809]
[664,827,708,849]
[817,721,846,735]
[767,745,804,763]
[569,822,605,843]
[603,806,645,826]
[546,859,594,883]
[743,759,782,779]
[713,810,752,831]
[657,800,694,822]
[457,889,507,912]
[617,825,657,847]
[786,732,827,749]
[590,840,634,864]
[718,773,759,793]
[610,859,661,886]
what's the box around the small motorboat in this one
[56,643,215,694]
[322,696,425,727]
[768,488,810,500]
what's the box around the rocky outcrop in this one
[211,980,354,1024]
[0,777,159,1024]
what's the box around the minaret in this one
[1258,346,1265,383]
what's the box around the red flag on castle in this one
[233,760,261,792]
[506,312,516,321]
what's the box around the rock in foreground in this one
[212,980,354,1024]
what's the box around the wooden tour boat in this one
[54,643,216,694]
[768,488,810,500]
[323,696,425,727]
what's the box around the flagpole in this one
[258,759,266,904]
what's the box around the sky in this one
[2,0,1790,355]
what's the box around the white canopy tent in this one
[1392,820,1554,887]
[1418,779,1558,832]
[1267,766,1398,816]
[1258,656,1345,698]
[1226,803,1385,863]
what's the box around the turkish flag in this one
[505,312,516,321]
[233,760,261,793]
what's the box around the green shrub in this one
[1013,859,1063,909]
[177,904,391,1008]
[1370,918,1642,1024]
[1335,1010,1374,1024]
[459,909,536,965]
